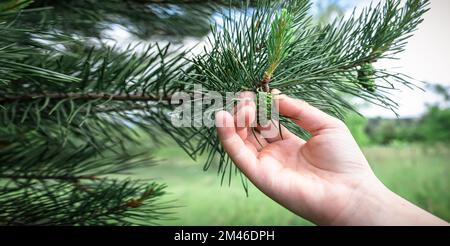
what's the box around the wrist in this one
[329,176,448,226]
[329,176,394,226]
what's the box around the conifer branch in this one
[0,93,172,104]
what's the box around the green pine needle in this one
[265,8,295,83]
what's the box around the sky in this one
[108,0,450,118]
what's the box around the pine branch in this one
[0,121,170,225]
[0,92,172,104]
[261,8,295,92]
[0,180,171,226]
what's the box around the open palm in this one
[216,91,376,225]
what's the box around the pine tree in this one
[0,0,429,225]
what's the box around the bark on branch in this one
[0,93,172,104]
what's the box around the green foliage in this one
[365,117,423,145]
[0,122,172,225]
[0,0,197,226]
[344,113,370,147]
[419,106,450,143]
[365,109,450,146]
[0,178,169,225]
[364,85,450,146]
[17,0,236,40]
[264,8,295,87]
[0,0,32,12]
[357,63,376,93]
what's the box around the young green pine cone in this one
[256,91,273,125]
[357,63,377,93]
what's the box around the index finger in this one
[215,110,259,176]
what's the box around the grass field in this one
[130,143,450,226]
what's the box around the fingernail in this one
[271,89,281,94]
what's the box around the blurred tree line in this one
[347,84,450,146]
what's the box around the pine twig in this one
[0,93,172,103]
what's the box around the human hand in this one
[215,90,447,226]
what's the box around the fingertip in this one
[271,88,281,95]
[215,110,259,180]
[235,105,256,128]
[215,110,229,120]
[215,110,258,172]
[236,92,256,112]
[215,110,234,129]
[237,91,256,99]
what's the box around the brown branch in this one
[0,93,172,104]
[260,72,272,92]
[67,188,157,226]
[92,104,171,114]
[0,140,10,149]
[78,102,179,115]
